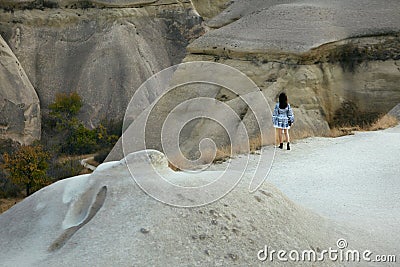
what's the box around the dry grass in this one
[329,127,357,137]
[368,114,398,131]
[329,115,398,137]
[167,135,266,171]
[249,135,262,152]
[290,129,314,140]
[0,198,23,214]
[168,161,181,172]
[168,146,233,171]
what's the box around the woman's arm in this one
[272,104,278,123]
[287,104,294,124]
[272,105,279,118]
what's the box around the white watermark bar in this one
[257,239,397,263]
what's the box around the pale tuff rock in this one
[189,0,400,54]
[0,148,390,266]
[0,4,203,126]
[0,0,192,9]
[0,34,40,144]
[190,0,232,20]
[181,0,400,148]
[388,103,400,120]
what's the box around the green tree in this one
[46,91,120,156]
[96,124,119,148]
[49,92,82,130]
[2,144,50,196]
[66,124,98,154]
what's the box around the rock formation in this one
[107,0,400,161]
[185,0,400,137]
[0,34,40,144]
[0,1,204,128]
[389,103,400,120]
[0,149,386,266]
[190,0,231,20]
[1,1,399,265]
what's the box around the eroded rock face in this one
[0,35,40,144]
[182,0,400,140]
[0,3,203,126]
[189,0,400,54]
[190,0,231,19]
[107,0,400,162]
[389,103,400,120]
[107,37,400,162]
[0,0,189,9]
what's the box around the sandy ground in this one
[216,125,400,253]
[270,126,400,251]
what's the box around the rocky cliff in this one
[185,0,400,138]
[0,0,203,132]
[107,0,400,162]
[2,0,400,151]
[0,34,40,144]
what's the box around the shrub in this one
[328,43,366,72]
[47,159,84,181]
[42,1,59,8]
[2,144,50,196]
[330,101,381,128]
[0,175,21,198]
[49,92,82,127]
[46,92,120,155]
[99,118,123,138]
[64,124,98,155]
[94,149,110,164]
[95,124,119,148]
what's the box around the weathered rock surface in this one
[105,0,400,163]
[181,0,400,145]
[389,103,400,120]
[0,0,191,9]
[0,3,203,126]
[0,149,386,266]
[190,0,231,20]
[206,0,297,28]
[106,61,275,162]
[0,34,40,144]
[189,0,400,54]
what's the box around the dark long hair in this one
[278,92,288,109]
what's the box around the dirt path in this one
[267,125,400,251]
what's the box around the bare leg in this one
[284,129,291,150]
[283,129,290,143]
[275,128,283,146]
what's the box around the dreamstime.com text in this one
[257,239,397,263]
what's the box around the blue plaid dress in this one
[272,103,294,129]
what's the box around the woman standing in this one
[272,92,295,150]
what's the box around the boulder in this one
[0,34,40,144]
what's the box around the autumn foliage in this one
[2,144,50,196]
